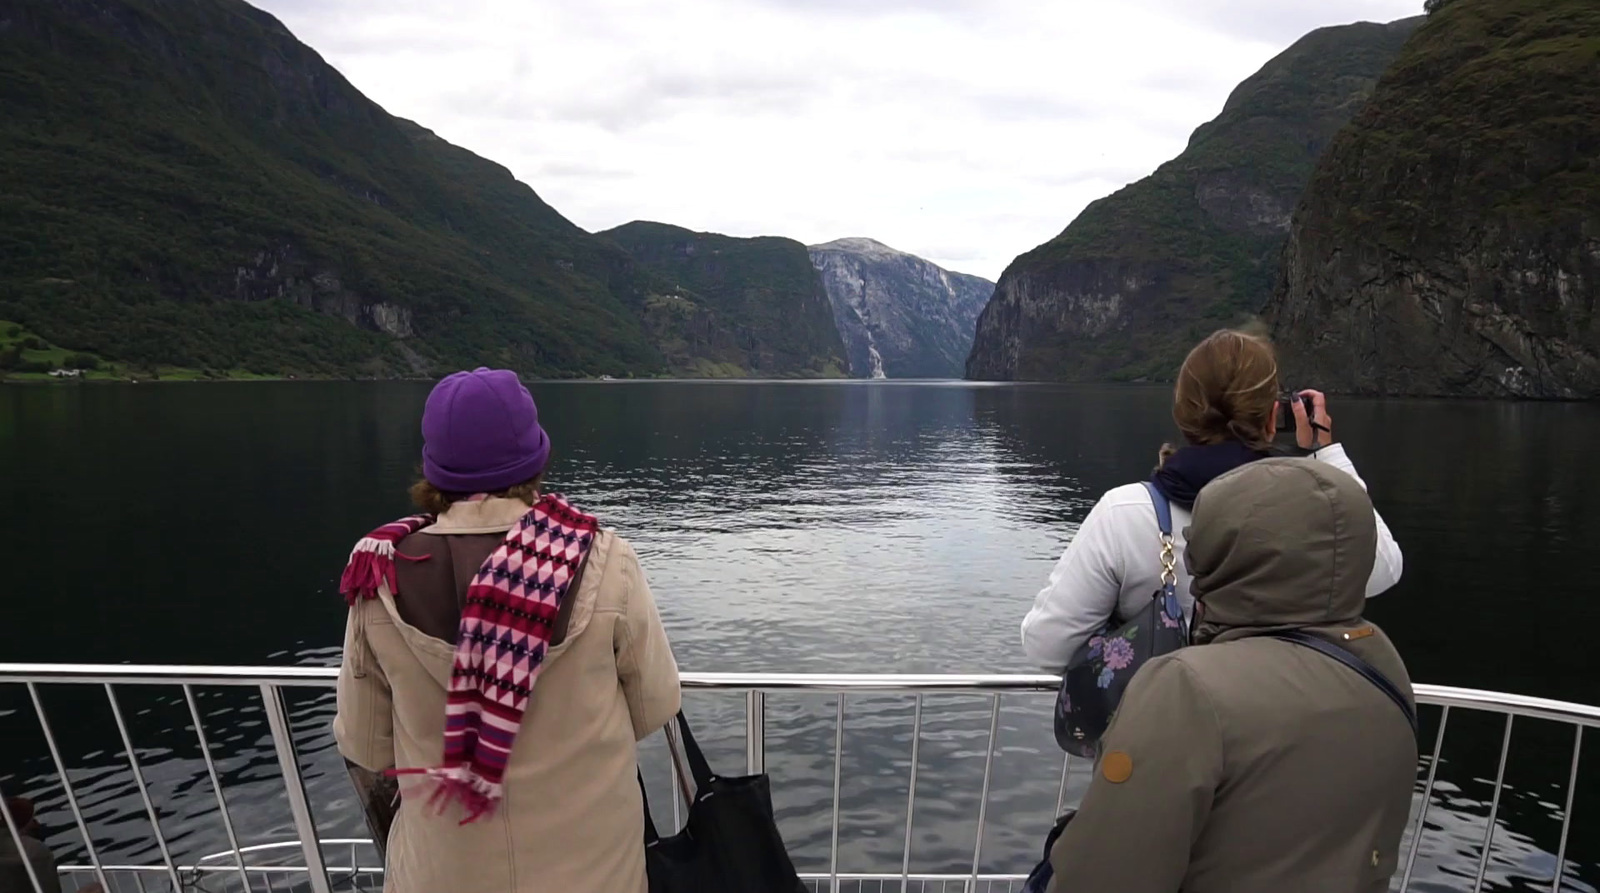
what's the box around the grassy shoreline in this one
[1,321,286,383]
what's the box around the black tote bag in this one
[1054,482,1189,758]
[639,712,807,893]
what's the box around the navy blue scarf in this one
[1150,441,1269,510]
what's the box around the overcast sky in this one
[257,0,1423,280]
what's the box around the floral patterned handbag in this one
[1053,482,1188,758]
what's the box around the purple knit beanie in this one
[421,368,551,493]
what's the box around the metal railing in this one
[2,663,1598,893]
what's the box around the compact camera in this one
[1276,391,1315,434]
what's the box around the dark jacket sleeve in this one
[1049,656,1224,893]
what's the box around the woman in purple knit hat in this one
[333,368,681,893]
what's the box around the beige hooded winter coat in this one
[1049,459,1417,893]
[334,497,681,893]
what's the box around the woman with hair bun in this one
[1020,330,1403,669]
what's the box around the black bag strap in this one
[637,769,661,844]
[636,711,718,848]
[1268,630,1418,736]
[673,711,717,788]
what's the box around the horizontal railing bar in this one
[192,839,374,864]
[59,870,1024,889]
[59,865,386,875]
[0,664,342,687]
[3,664,1599,725]
[684,673,1061,694]
[0,664,1061,693]
[1409,686,1600,727]
[796,875,1030,883]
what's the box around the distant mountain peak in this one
[808,240,993,379]
[810,237,906,259]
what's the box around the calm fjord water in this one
[1,380,1597,891]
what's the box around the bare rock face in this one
[1266,0,1600,398]
[232,245,413,338]
[808,238,992,379]
[1194,171,1295,237]
[965,18,1420,382]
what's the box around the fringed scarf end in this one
[386,766,501,824]
[339,516,435,604]
[340,538,395,604]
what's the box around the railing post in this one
[104,683,183,892]
[26,682,110,891]
[829,694,845,893]
[260,684,334,893]
[745,690,766,775]
[1401,705,1451,893]
[184,684,255,893]
[969,695,1002,893]
[1552,725,1583,893]
[1472,714,1515,893]
[1056,752,1073,817]
[900,694,924,893]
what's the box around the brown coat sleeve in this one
[1049,656,1224,893]
[610,538,682,740]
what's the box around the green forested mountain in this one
[966,18,1421,382]
[0,0,677,378]
[1268,0,1600,397]
[601,222,847,378]
[0,0,845,380]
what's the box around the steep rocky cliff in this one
[1267,0,1600,398]
[808,239,992,379]
[0,0,665,377]
[601,222,847,378]
[966,17,1420,382]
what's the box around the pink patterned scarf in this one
[339,493,600,822]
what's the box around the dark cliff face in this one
[966,18,1420,382]
[1267,0,1600,398]
[808,239,992,379]
[600,222,848,378]
[0,0,663,377]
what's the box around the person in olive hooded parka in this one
[1049,458,1417,893]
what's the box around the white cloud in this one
[257,0,1423,279]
